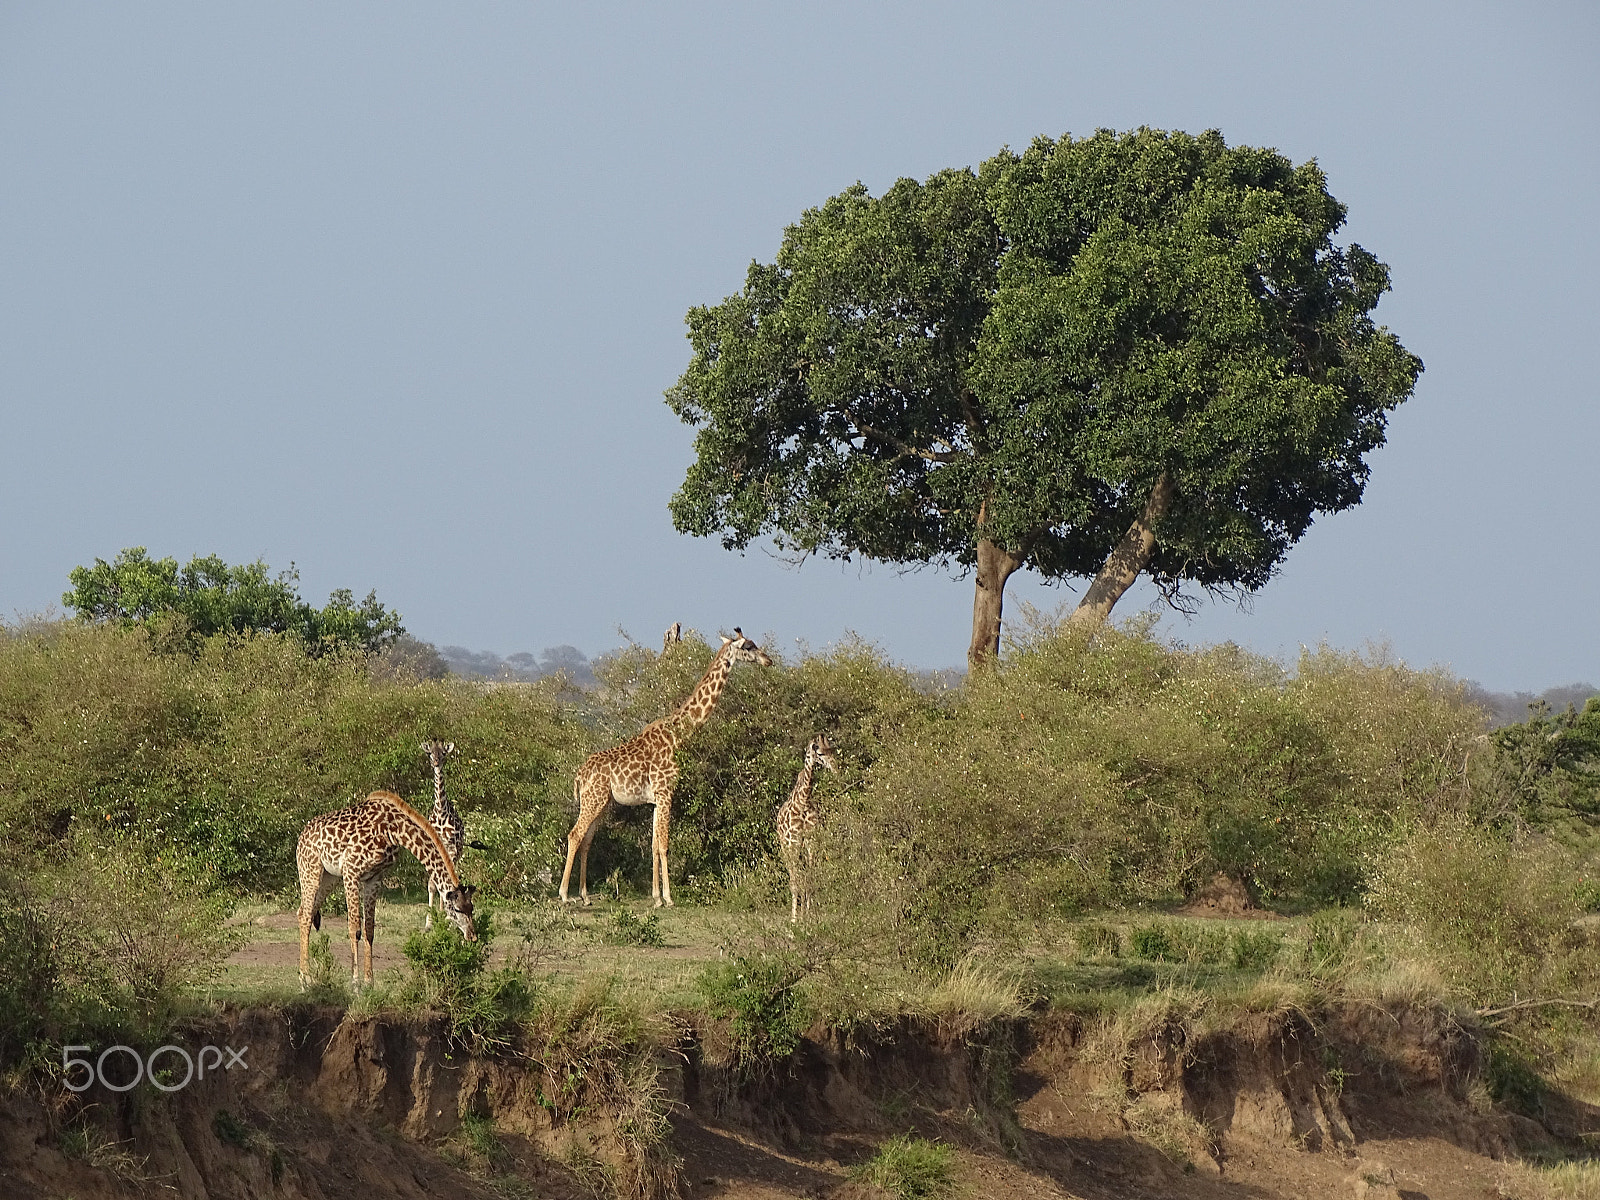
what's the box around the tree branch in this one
[1475,997,1600,1023]
[958,388,987,453]
[851,418,957,463]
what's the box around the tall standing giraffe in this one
[560,628,773,907]
[421,738,463,926]
[297,789,476,988]
[776,734,839,922]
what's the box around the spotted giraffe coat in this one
[776,734,838,922]
[560,629,773,907]
[422,739,464,921]
[296,790,475,988]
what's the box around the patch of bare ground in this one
[3,1000,1594,1199]
[1175,873,1282,920]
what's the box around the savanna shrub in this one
[0,836,241,1062]
[604,908,664,948]
[1365,822,1596,1004]
[1130,927,1177,962]
[808,615,1488,970]
[400,908,534,1053]
[696,949,809,1077]
[850,1135,957,1200]
[0,620,583,894]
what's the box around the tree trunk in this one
[967,538,1024,670]
[1067,472,1176,630]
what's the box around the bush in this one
[850,1135,957,1200]
[0,836,242,1064]
[1229,929,1283,971]
[808,617,1487,969]
[400,908,535,1053]
[604,908,664,948]
[0,619,582,894]
[1130,926,1177,962]
[1365,822,1594,1004]
[696,949,809,1077]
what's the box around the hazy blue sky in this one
[2,3,1595,689]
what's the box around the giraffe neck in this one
[374,792,463,892]
[788,759,817,812]
[665,651,733,746]
[430,758,460,829]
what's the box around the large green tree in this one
[64,547,404,654]
[666,128,1423,668]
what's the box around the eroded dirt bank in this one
[0,1001,1588,1199]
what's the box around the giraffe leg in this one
[299,869,338,986]
[803,842,816,917]
[561,781,606,905]
[577,819,604,906]
[344,876,364,987]
[362,884,380,987]
[652,797,674,908]
[650,804,661,903]
[296,849,324,987]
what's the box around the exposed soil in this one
[1175,874,1281,921]
[1,1000,1589,1199]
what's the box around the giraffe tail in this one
[312,909,321,931]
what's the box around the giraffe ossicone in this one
[560,626,773,908]
[296,789,475,989]
[777,733,839,922]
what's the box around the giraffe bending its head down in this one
[560,628,773,908]
[776,734,839,922]
[421,738,464,925]
[297,789,476,989]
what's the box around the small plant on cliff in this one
[400,908,534,1053]
[696,948,809,1078]
[301,931,349,1005]
[850,1135,957,1200]
[527,978,680,1200]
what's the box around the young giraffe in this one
[560,628,773,907]
[297,789,476,989]
[421,738,464,927]
[776,734,839,922]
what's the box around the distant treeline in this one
[1464,681,1600,728]
[436,643,597,687]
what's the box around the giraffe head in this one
[722,628,773,667]
[421,738,456,766]
[439,882,477,940]
[806,734,839,773]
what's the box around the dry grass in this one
[1122,1093,1218,1170]
[1498,1161,1600,1199]
[915,956,1028,1036]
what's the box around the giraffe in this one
[421,738,464,926]
[776,734,839,922]
[297,789,476,988]
[560,628,773,907]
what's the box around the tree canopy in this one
[666,128,1423,666]
[63,547,403,655]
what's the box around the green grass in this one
[850,1136,958,1200]
[214,898,1313,1033]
